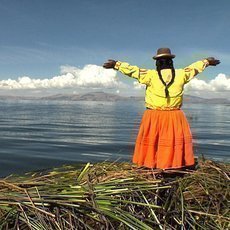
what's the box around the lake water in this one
[0,100,229,177]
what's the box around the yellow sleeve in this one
[184,59,209,83]
[114,61,151,85]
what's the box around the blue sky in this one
[0,0,229,97]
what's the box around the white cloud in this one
[133,81,145,90]
[209,74,230,91]
[0,65,126,89]
[185,78,212,91]
[185,73,230,92]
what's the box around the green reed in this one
[0,159,229,229]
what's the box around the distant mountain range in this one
[0,92,229,104]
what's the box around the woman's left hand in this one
[206,57,220,66]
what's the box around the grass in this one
[0,159,229,229]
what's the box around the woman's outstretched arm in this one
[103,59,152,85]
[183,57,220,83]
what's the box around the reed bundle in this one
[0,159,229,229]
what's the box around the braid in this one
[156,58,175,98]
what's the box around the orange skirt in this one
[133,109,194,169]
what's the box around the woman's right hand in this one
[103,59,117,69]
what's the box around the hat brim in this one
[152,54,175,60]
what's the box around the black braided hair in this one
[156,58,175,98]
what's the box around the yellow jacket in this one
[114,60,209,109]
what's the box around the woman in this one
[103,48,220,170]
